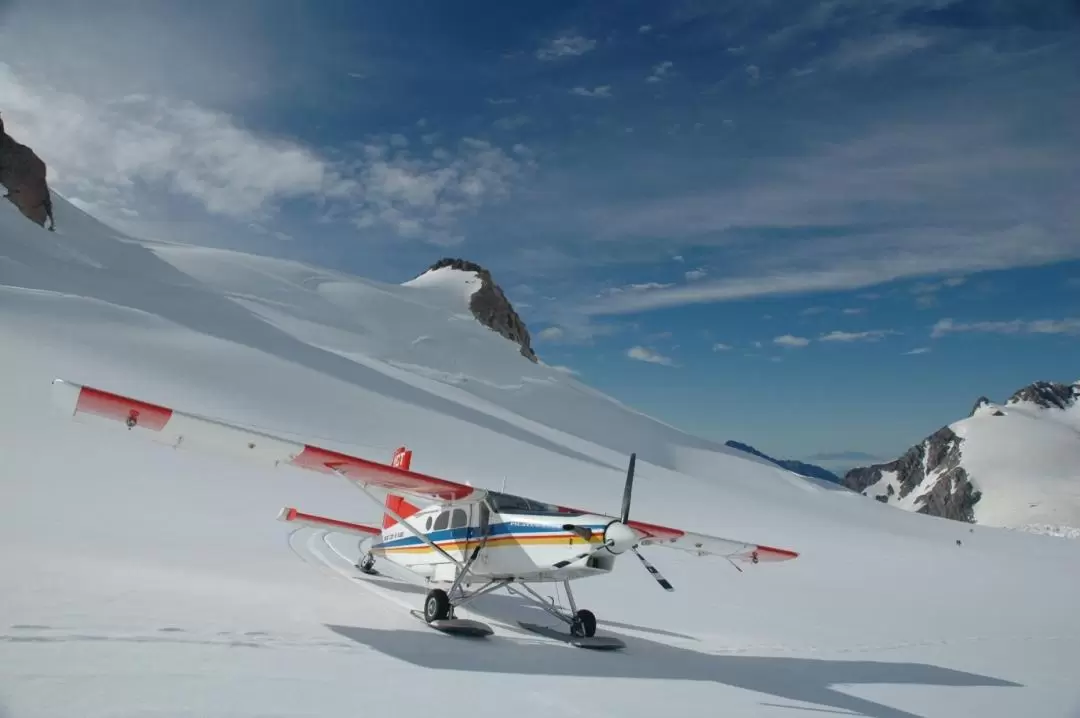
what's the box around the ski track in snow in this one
[2,198,1080,718]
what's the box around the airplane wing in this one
[629,519,798,564]
[51,378,483,504]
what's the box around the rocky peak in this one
[843,426,981,523]
[1006,380,1080,411]
[970,396,992,416]
[425,257,538,363]
[0,113,55,231]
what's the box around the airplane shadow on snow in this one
[328,577,1021,718]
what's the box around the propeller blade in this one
[632,547,674,592]
[620,452,636,524]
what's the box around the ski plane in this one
[50,378,798,647]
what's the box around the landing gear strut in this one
[508,580,597,638]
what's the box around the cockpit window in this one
[433,511,450,531]
[487,491,582,516]
[450,508,468,528]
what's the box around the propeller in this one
[553,453,674,590]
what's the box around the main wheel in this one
[571,609,596,638]
[424,589,451,623]
[357,554,376,574]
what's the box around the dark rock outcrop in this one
[843,426,981,522]
[424,258,537,362]
[0,114,55,230]
[1006,380,1079,411]
[970,396,992,416]
[725,440,841,484]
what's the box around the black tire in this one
[424,589,451,623]
[571,609,596,638]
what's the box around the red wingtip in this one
[755,544,799,561]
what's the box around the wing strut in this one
[332,467,468,570]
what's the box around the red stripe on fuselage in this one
[76,386,173,431]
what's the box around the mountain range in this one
[842,380,1080,534]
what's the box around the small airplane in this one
[50,378,799,648]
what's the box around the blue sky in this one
[1,0,1077,466]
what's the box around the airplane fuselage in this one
[370,499,620,584]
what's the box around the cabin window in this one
[433,511,450,532]
[425,516,433,532]
[450,508,468,529]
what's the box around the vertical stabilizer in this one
[384,446,420,529]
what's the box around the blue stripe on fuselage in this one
[372,521,606,550]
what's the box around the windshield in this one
[487,491,582,516]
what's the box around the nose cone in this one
[603,521,638,555]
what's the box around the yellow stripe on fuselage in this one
[372,533,602,556]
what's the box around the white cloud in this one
[0,63,342,222]
[842,307,866,315]
[745,65,761,84]
[486,97,517,105]
[712,342,732,351]
[904,347,931,355]
[570,86,612,98]
[828,31,935,72]
[931,317,1080,338]
[819,329,898,342]
[646,61,674,84]
[638,25,653,34]
[0,63,527,245]
[685,268,707,281]
[774,334,810,348]
[578,107,1078,317]
[627,346,675,365]
[537,327,565,341]
[800,306,827,316]
[347,136,525,244]
[536,33,596,61]
[493,115,531,130]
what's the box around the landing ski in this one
[410,610,493,638]
[518,621,626,651]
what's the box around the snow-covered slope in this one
[844,383,1080,532]
[2,196,1079,718]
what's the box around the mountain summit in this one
[844,379,1080,532]
[409,258,537,363]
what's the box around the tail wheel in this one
[424,589,451,623]
[571,609,596,638]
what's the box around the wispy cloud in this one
[0,63,342,222]
[570,85,612,98]
[931,317,1080,338]
[646,61,674,84]
[842,307,866,315]
[536,33,596,61]
[911,276,966,308]
[627,346,675,366]
[826,31,935,72]
[638,25,653,35]
[904,347,931,355]
[712,342,732,351]
[819,329,899,342]
[774,334,810,348]
[685,268,707,281]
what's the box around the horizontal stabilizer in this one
[277,507,381,537]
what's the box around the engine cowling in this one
[602,520,638,555]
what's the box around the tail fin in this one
[383,446,420,530]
